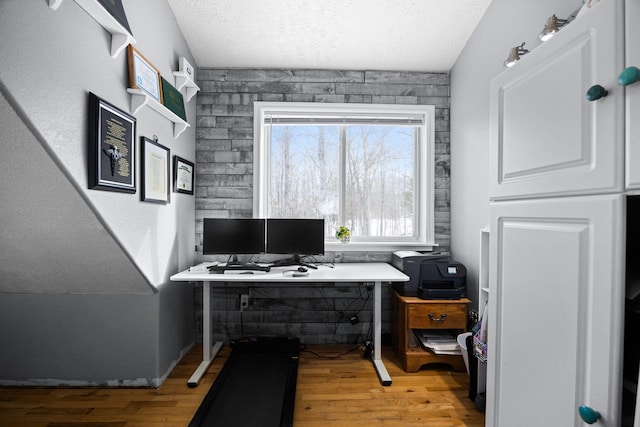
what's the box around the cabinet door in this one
[489,0,623,201]
[626,0,640,190]
[486,195,624,427]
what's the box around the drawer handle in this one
[428,313,448,322]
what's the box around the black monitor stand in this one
[270,254,318,269]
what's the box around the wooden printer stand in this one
[391,289,470,372]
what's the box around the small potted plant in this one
[335,226,351,243]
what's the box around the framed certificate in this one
[127,45,162,102]
[173,156,194,195]
[141,136,170,204]
[88,92,136,193]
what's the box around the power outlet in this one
[240,294,249,312]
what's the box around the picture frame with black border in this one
[127,45,162,103]
[88,92,136,193]
[141,136,170,204]
[173,155,194,195]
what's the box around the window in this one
[254,102,435,250]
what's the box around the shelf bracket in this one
[173,72,200,102]
[128,90,149,115]
[51,0,136,59]
[173,122,189,139]
[49,0,64,10]
[110,33,134,59]
[127,88,190,139]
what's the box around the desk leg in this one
[188,281,224,387]
[372,280,392,386]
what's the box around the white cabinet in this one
[625,0,640,191]
[486,195,625,426]
[489,0,624,201]
[487,0,634,425]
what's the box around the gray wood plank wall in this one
[194,69,451,344]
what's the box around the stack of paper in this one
[413,330,461,355]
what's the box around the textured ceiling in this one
[166,0,493,72]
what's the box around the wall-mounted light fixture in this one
[538,8,580,42]
[504,43,529,68]
[538,15,569,41]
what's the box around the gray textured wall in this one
[193,69,451,343]
[449,0,582,312]
[0,0,196,386]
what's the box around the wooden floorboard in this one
[0,344,485,426]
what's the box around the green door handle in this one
[618,66,640,86]
[586,85,608,101]
[578,405,601,424]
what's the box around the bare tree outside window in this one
[269,124,416,239]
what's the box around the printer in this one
[392,251,466,299]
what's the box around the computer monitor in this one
[266,218,324,269]
[203,218,266,265]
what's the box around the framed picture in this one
[127,45,162,102]
[173,156,194,195]
[96,0,133,35]
[141,136,170,204]
[161,77,187,121]
[88,92,136,193]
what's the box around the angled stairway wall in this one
[0,0,196,386]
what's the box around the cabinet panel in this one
[487,195,625,427]
[626,0,640,190]
[490,0,623,200]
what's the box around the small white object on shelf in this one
[127,88,190,139]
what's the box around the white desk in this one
[170,262,409,387]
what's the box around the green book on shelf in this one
[161,77,186,121]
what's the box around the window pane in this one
[268,124,417,239]
[268,125,340,236]
[345,126,416,238]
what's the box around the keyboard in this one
[208,264,271,273]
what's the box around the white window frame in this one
[253,102,436,252]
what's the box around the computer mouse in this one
[298,267,308,272]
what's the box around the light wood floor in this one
[0,344,485,426]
